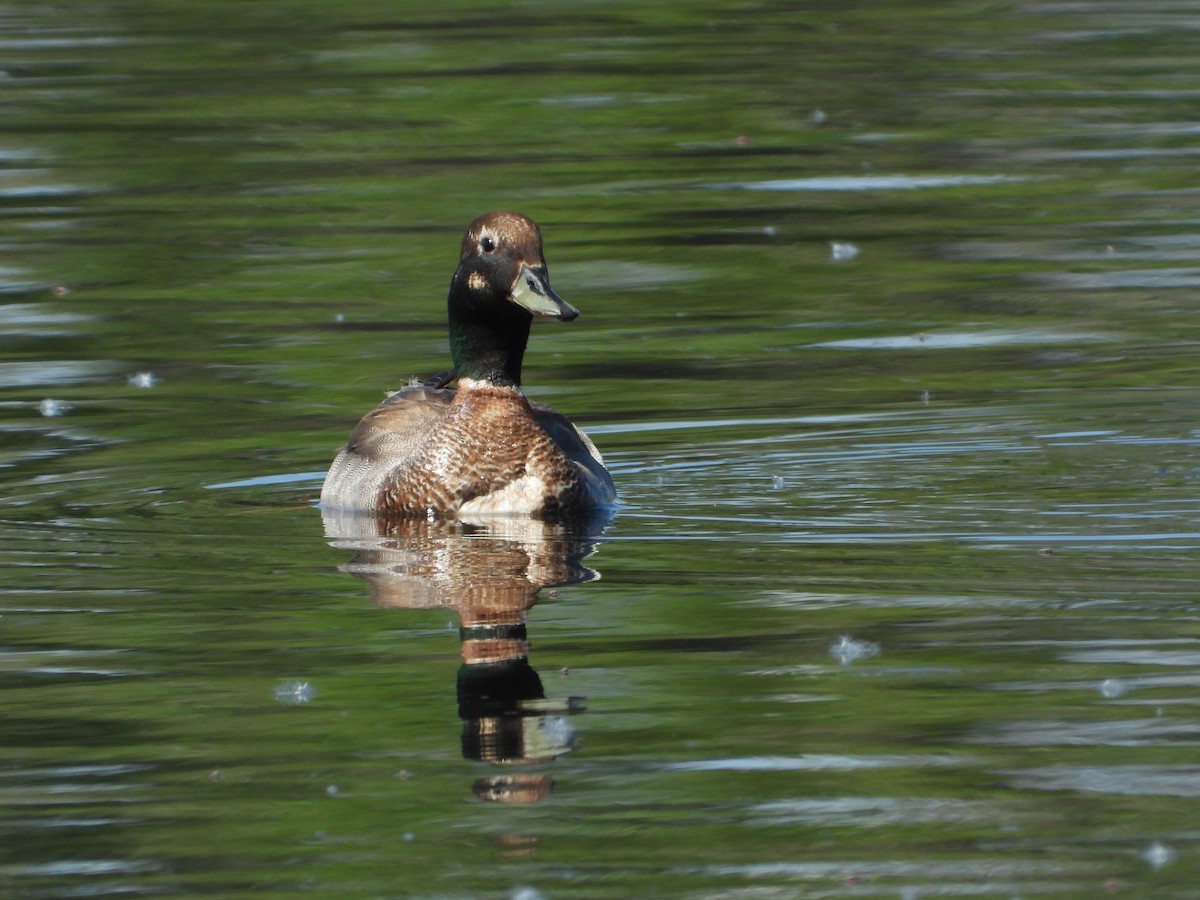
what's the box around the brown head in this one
[448,212,578,386]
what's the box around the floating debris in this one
[771,475,786,490]
[273,680,316,705]
[831,635,879,665]
[128,371,157,388]
[809,108,827,125]
[830,241,860,262]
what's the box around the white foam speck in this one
[831,635,880,665]
[830,241,860,262]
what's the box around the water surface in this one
[2,1,1199,897]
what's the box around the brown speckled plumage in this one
[374,381,601,515]
[320,212,616,520]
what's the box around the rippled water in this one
[3,1,1200,897]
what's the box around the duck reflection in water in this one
[322,506,612,803]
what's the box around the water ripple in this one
[1007,765,1200,796]
[715,174,1023,192]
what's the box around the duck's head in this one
[447,212,579,387]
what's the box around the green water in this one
[3,1,1200,896]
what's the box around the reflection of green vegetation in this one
[9,0,1199,461]
[3,0,1200,895]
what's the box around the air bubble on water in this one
[1143,841,1175,869]
[830,241,859,262]
[128,371,157,389]
[830,635,879,665]
[771,475,785,490]
[1099,678,1129,699]
[38,398,71,417]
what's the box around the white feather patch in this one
[459,474,551,516]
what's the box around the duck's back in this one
[320,381,615,518]
[320,383,453,512]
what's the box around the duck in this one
[320,211,616,520]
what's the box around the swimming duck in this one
[320,211,616,520]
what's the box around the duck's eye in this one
[480,235,496,253]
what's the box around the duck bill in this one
[509,263,579,321]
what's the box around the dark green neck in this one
[448,277,531,387]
